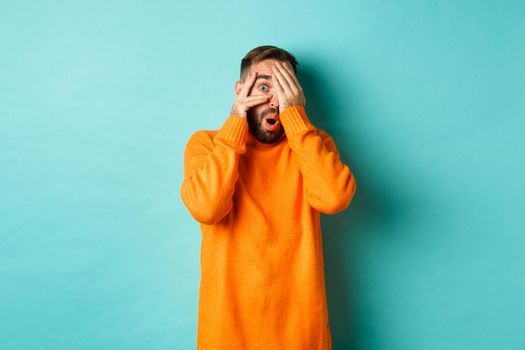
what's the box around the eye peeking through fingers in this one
[258,84,269,92]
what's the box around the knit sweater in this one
[181,105,356,350]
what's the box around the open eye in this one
[258,84,269,92]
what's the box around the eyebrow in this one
[255,74,272,81]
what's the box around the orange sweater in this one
[181,105,356,350]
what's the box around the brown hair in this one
[240,45,299,81]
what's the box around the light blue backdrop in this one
[1,1,524,349]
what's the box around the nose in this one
[269,91,279,109]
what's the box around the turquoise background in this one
[1,1,524,349]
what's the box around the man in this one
[181,45,356,349]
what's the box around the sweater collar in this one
[247,131,287,150]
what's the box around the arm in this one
[271,61,356,214]
[280,105,357,214]
[181,71,272,224]
[180,115,247,225]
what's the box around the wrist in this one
[230,109,247,119]
[231,112,246,119]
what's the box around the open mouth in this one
[263,115,280,131]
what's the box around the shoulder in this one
[315,128,340,155]
[316,128,331,138]
[184,129,218,156]
[186,128,221,146]
[186,129,216,143]
[316,128,334,144]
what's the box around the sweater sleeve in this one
[279,105,357,214]
[180,115,248,225]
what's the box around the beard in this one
[247,107,285,144]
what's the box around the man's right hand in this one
[230,72,273,119]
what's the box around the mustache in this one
[261,108,279,119]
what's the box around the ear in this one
[235,80,242,96]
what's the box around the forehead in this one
[248,59,281,75]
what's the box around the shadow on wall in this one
[298,60,407,350]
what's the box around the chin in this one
[258,128,285,144]
[247,112,285,143]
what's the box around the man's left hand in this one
[272,61,306,112]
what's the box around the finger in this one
[240,94,272,102]
[245,99,271,108]
[272,65,293,96]
[243,95,273,108]
[271,73,287,102]
[275,62,300,95]
[280,62,302,91]
[240,72,258,98]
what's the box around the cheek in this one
[252,106,266,120]
[253,104,265,114]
